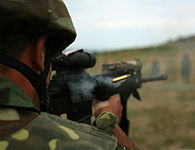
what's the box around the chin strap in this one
[40,50,53,111]
[0,54,48,110]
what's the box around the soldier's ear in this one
[33,36,46,73]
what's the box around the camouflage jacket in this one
[0,77,118,150]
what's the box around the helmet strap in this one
[0,54,49,112]
[40,49,53,111]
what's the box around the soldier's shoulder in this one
[0,112,117,150]
[39,112,117,141]
[37,112,117,149]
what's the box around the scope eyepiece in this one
[52,49,96,70]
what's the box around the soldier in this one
[181,54,191,81]
[151,59,160,76]
[0,0,138,150]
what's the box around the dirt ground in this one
[88,43,195,150]
[127,82,195,150]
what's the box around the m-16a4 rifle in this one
[46,49,168,134]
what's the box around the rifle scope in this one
[52,49,96,70]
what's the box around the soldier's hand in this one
[93,96,139,150]
[93,94,122,123]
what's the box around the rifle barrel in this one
[141,74,168,83]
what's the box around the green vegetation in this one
[88,35,195,150]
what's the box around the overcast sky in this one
[65,0,195,51]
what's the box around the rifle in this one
[46,50,168,134]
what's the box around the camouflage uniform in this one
[0,0,120,150]
[0,77,119,150]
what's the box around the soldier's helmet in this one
[0,0,77,54]
[0,0,77,107]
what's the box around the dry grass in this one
[128,83,195,150]
[88,37,195,150]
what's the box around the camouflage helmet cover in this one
[0,0,76,53]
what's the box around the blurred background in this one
[65,0,195,149]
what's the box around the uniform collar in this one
[0,77,39,113]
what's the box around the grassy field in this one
[88,36,195,150]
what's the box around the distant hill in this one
[94,34,195,54]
